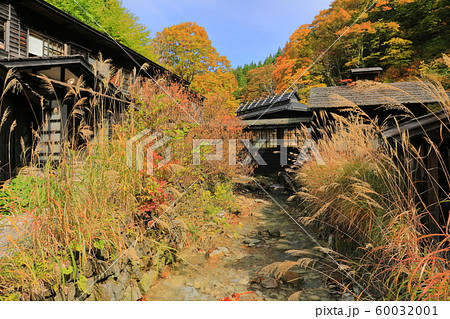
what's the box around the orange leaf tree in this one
[242,64,277,102]
[152,22,239,122]
[191,70,239,119]
[151,22,230,83]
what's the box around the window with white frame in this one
[28,32,63,57]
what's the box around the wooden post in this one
[427,146,441,235]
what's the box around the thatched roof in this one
[308,81,444,109]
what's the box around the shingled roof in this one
[236,92,298,113]
[236,91,309,119]
[308,81,444,109]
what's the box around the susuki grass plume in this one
[293,79,449,300]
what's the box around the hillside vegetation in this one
[236,0,449,102]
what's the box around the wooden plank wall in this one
[0,3,9,58]
[0,3,27,59]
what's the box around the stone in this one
[95,260,120,280]
[275,244,291,250]
[239,292,256,301]
[288,291,303,301]
[308,294,321,301]
[261,278,278,289]
[270,184,285,191]
[254,199,270,204]
[234,253,246,260]
[121,280,142,301]
[258,229,270,237]
[82,259,95,278]
[254,241,266,248]
[208,250,224,259]
[125,247,143,266]
[243,238,261,245]
[53,288,65,301]
[217,247,229,253]
[138,270,158,293]
[268,229,281,238]
[127,263,143,280]
[89,278,120,301]
[67,283,76,300]
[280,271,303,286]
[117,270,131,286]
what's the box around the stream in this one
[146,179,343,301]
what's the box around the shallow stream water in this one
[146,188,339,301]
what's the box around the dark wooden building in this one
[236,91,312,173]
[0,0,185,181]
[308,74,450,235]
[349,67,383,81]
[384,110,450,235]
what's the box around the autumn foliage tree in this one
[151,22,230,83]
[241,64,276,102]
[235,0,449,102]
[190,70,239,119]
[45,0,154,59]
[152,22,239,119]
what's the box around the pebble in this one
[307,295,321,301]
[277,239,293,245]
[208,250,224,259]
[280,270,303,286]
[234,253,246,260]
[268,229,281,237]
[250,277,261,284]
[275,244,291,250]
[261,278,278,289]
[243,238,261,245]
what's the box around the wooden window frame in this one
[28,31,64,57]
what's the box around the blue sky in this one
[121,0,333,68]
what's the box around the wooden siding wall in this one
[0,3,9,58]
[0,3,27,59]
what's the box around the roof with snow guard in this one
[350,67,383,74]
[308,81,446,109]
[236,91,309,119]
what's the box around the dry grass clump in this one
[294,80,449,300]
[0,59,247,300]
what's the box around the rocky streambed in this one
[144,182,344,301]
